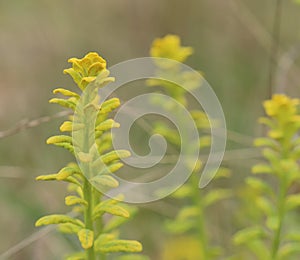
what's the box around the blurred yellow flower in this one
[259,94,300,141]
[150,34,193,63]
[264,94,299,117]
[263,94,299,118]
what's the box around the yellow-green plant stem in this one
[83,179,96,260]
[93,189,106,260]
[271,173,288,259]
[81,84,97,260]
[191,174,208,259]
[271,132,290,258]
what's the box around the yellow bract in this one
[64,52,107,89]
[150,34,193,63]
[263,94,299,118]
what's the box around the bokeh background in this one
[1,0,300,259]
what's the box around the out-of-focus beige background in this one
[1,0,300,259]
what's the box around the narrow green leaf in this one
[266,215,279,231]
[97,139,112,154]
[58,223,81,234]
[65,195,88,207]
[101,162,124,174]
[93,204,129,220]
[47,135,72,145]
[252,164,273,175]
[268,129,283,139]
[284,232,300,242]
[88,62,106,76]
[262,148,278,163]
[91,161,124,175]
[171,184,193,198]
[95,239,142,253]
[60,121,73,132]
[90,175,119,189]
[214,167,231,179]
[95,74,115,89]
[247,239,270,260]
[255,197,274,216]
[233,226,266,245]
[51,142,74,154]
[36,173,81,186]
[77,229,94,249]
[64,176,82,186]
[36,173,58,181]
[100,150,131,164]
[63,68,82,86]
[99,98,120,114]
[60,121,85,132]
[177,206,200,220]
[153,125,180,146]
[53,88,80,98]
[254,137,277,148]
[203,189,232,206]
[165,219,195,234]
[258,117,274,128]
[94,233,116,249]
[57,166,81,180]
[35,214,84,227]
[278,242,300,258]
[246,177,273,194]
[286,194,300,210]
[49,97,77,110]
[96,119,120,131]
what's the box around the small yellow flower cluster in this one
[261,94,300,140]
[241,95,300,259]
[150,34,193,63]
[64,52,107,90]
[264,94,300,118]
[148,35,200,104]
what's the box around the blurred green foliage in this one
[1,0,300,259]
[233,95,300,259]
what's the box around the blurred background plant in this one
[1,0,300,259]
[233,94,300,259]
[147,35,232,259]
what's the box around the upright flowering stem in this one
[35,52,143,260]
[234,94,300,259]
[148,35,231,259]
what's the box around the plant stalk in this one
[271,174,287,259]
[191,173,208,259]
[84,179,96,260]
